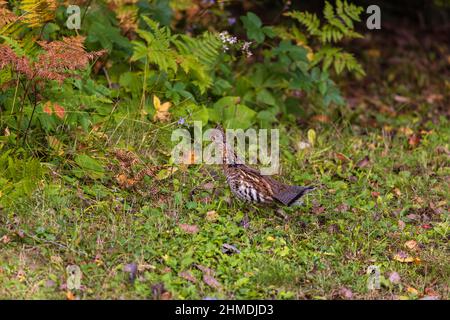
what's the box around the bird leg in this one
[276,208,290,222]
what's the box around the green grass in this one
[0,112,448,299]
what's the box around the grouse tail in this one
[273,185,315,206]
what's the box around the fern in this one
[286,0,365,77]
[19,0,58,28]
[131,17,221,92]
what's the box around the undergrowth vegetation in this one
[0,0,449,299]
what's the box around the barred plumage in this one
[211,126,314,206]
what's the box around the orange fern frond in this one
[0,44,33,78]
[35,36,106,82]
[0,1,19,28]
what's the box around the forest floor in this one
[0,25,448,299]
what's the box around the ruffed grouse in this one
[210,126,314,206]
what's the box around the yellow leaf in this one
[307,129,316,146]
[153,95,161,110]
[66,290,75,300]
[407,287,418,295]
[153,95,172,122]
[393,252,415,263]
[266,236,275,242]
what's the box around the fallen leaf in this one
[335,152,350,162]
[408,134,421,148]
[393,251,415,263]
[435,146,450,156]
[406,286,418,295]
[394,95,411,103]
[404,240,418,251]
[371,191,380,198]
[1,235,11,244]
[195,264,214,275]
[66,290,75,300]
[398,127,414,136]
[398,220,406,230]
[179,223,199,234]
[406,214,419,221]
[335,203,349,213]
[203,274,221,289]
[206,210,218,222]
[161,291,172,300]
[426,93,443,104]
[137,263,156,272]
[424,287,440,298]
[393,188,402,197]
[311,114,330,123]
[116,173,136,188]
[179,271,197,283]
[356,156,370,168]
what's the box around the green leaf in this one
[74,155,105,179]
[241,12,265,43]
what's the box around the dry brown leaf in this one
[394,95,411,104]
[406,287,418,295]
[404,240,418,251]
[116,174,136,188]
[335,152,350,162]
[311,114,330,123]
[66,290,75,300]
[160,291,172,300]
[393,188,402,197]
[398,127,414,136]
[206,210,219,222]
[179,223,199,234]
[356,156,370,168]
[426,94,443,104]
[408,134,421,148]
[203,274,221,289]
[179,271,197,283]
